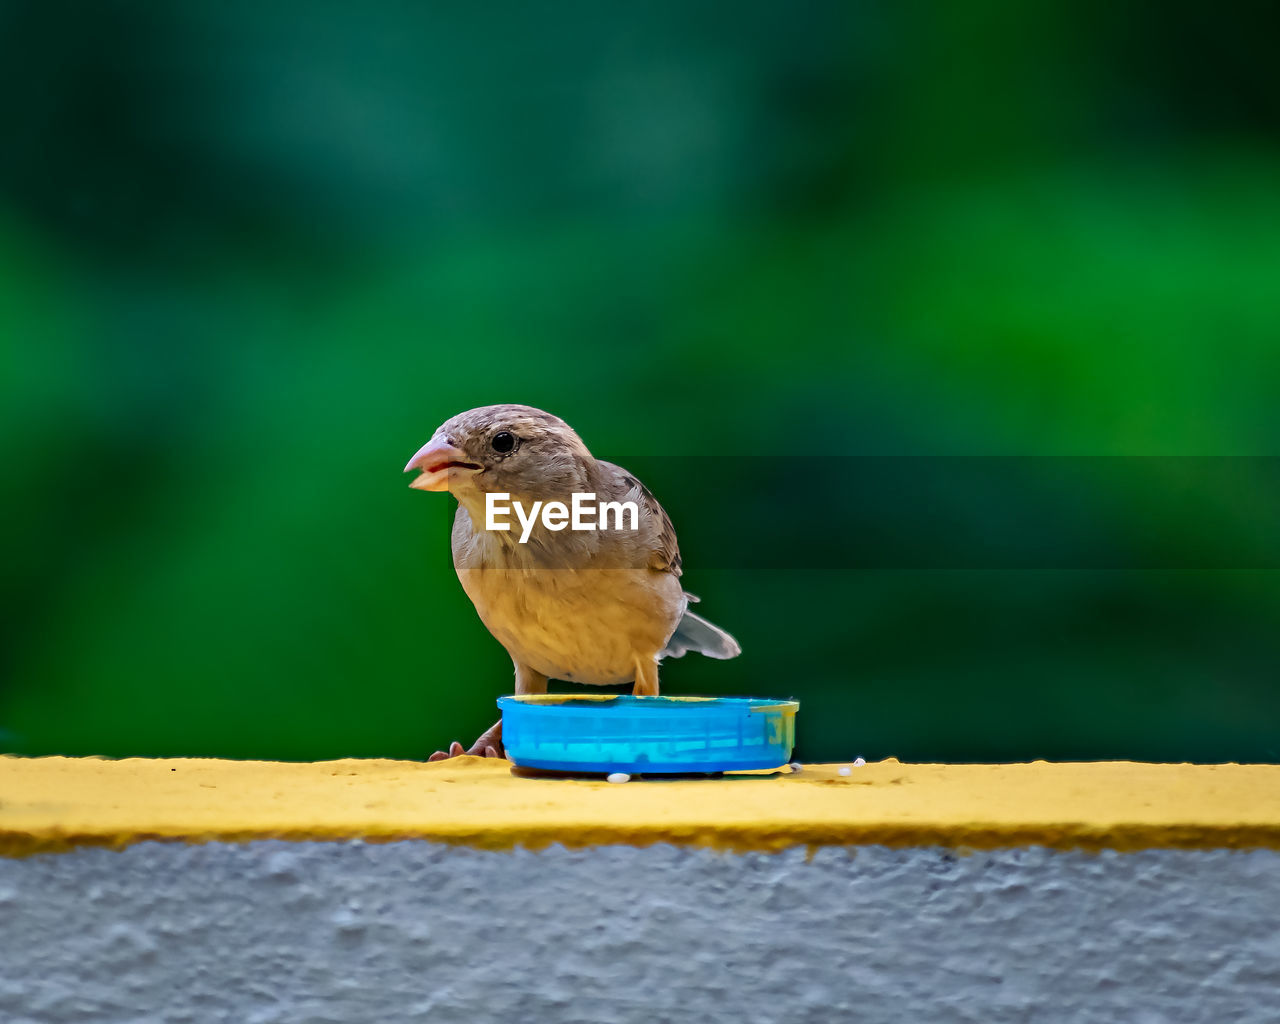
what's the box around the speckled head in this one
[403,404,595,503]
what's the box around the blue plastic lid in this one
[498,694,798,774]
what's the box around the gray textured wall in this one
[2,841,1278,1023]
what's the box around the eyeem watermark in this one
[486,492,639,543]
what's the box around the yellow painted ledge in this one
[2,756,1278,857]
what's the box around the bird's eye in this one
[491,431,517,454]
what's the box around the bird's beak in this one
[404,438,481,492]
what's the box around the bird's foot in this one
[428,720,504,761]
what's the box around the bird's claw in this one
[427,732,503,761]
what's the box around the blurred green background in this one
[2,2,1278,763]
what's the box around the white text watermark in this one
[485,492,639,543]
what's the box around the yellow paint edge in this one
[5,757,1279,858]
[5,822,1280,859]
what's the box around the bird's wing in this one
[640,479,683,577]
[596,460,683,577]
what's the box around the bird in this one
[403,404,741,760]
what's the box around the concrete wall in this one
[3,840,1278,1024]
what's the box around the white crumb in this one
[606,772,631,784]
[837,766,852,776]
[853,757,866,767]
[788,762,803,773]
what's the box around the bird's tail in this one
[662,608,742,660]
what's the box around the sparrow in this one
[404,404,741,760]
